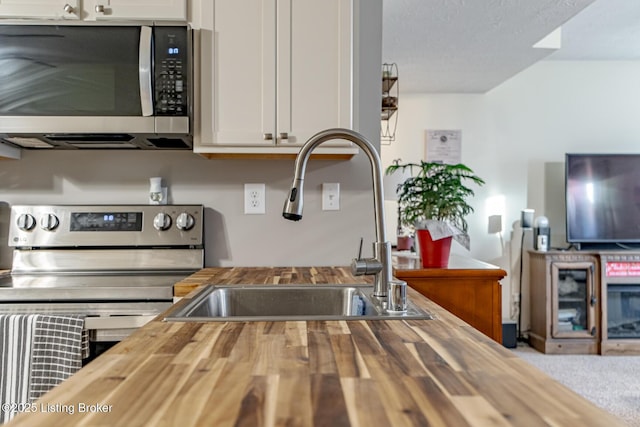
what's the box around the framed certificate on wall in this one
[425,130,461,164]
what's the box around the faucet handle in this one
[351,238,383,276]
[351,258,383,276]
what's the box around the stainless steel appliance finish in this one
[1,204,204,350]
[0,23,193,150]
[9,205,203,249]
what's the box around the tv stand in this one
[529,249,640,354]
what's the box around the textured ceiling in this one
[382,0,597,93]
[548,0,640,60]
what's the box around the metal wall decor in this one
[381,63,398,143]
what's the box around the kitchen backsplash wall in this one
[0,150,376,268]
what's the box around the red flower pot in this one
[416,229,452,268]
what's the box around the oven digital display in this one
[70,212,142,231]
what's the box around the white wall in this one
[0,1,383,270]
[381,60,640,327]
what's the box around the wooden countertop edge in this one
[393,267,507,280]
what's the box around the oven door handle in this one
[84,314,157,330]
[139,26,154,117]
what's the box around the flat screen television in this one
[566,153,640,248]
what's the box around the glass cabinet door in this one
[550,262,597,338]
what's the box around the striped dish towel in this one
[0,314,85,423]
[0,314,38,424]
[29,315,85,401]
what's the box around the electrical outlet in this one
[322,183,340,211]
[244,183,265,214]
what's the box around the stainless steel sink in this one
[164,284,433,322]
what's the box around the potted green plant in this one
[385,161,485,268]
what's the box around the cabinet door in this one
[92,0,186,21]
[195,0,355,154]
[550,261,597,339]
[0,0,79,19]
[277,0,353,147]
[198,0,276,147]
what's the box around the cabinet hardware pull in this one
[263,133,273,141]
[590,264,596,307]
[95,4,105,13]
[280,132,289,140]
[63,4,75,13]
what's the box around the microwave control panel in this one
[154,26,189,116]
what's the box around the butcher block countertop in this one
[8,267,624,427]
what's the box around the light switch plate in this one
[322,183,340,211]
[488,214,502,234]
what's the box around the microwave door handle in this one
[139,26,153,117]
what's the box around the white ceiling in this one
[383,0,640,93]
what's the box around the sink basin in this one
[164,284,433,322]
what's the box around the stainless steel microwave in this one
[0,23,192,149]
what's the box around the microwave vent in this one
[147,138,190,149]
[2,136,54,148]
[45,134,135,142]
[1,133,192,150]
[43,134,137,149]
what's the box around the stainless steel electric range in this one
[0,204,203,359]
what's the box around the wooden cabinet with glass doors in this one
[529,251,599,354]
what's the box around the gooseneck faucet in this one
[282,128,398,303]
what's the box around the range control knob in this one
[16,214,36,231]
[40,213,60,231]
[153,213,172,231]
[176,212,195,231]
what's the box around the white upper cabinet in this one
[195,0,356,157]
[0,0,187,21]
[92,0,186,21]
[276,0,353,148]
[0,1,81,19]
[199,0,275,148]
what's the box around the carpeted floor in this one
[512,344,640,426]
